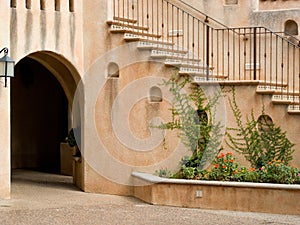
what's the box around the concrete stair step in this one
[150,50,188,59]
[256,84,287,94]
[179,70,227,80]
[256,81,287,95]
[165,61,212,70]
[161,57,203,64]
[107,21,149,31]
[272,94,299,105]
[110,27,161,38]
[191,75,228,83]
[123,33,162,41]
[137,40,174,48]
[113,16,137,24]
[288,104,300,114]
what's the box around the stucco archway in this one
[11,51,81,176]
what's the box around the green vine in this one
[156,74,223,169]
[226,87,295,169]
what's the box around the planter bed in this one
[132,172,300,215]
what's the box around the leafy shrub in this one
[197,152,300,184]
[155,168,173,178]
[226,87,294,169]
[259,160,300,184]
[156,74,223,170]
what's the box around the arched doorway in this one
[11,51,81,180]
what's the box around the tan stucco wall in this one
[0,0,84,198]
[133,177,300,215]
[260,0,300,11]
[181,0,257,27]
[0,0,12,199]
[222,84,300,168]
[1,0,300,199]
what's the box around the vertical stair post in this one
[206,25,210,81]
[253,27,257,80]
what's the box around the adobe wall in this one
[81,0,300,195]
[0,0,11,199]
[259,0,300,11]
[0,0,84,198]
[222,84,300,168]
[182,0,257,27]
[1,0,300,199]
[133,173,300,215]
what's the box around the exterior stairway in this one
[107,0,300,115]
[107,17,227,82]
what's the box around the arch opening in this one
[284,20,298,36]
[149,86,162,102]
[11,51,81,177]
[257,114,273,133]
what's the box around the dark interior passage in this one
[11,57,68,173]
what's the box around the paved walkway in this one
[0,170,299,225]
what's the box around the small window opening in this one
[149,86,162,103]
[284,20,298,36]
[26,0,31,9]
[11,0,16,8]
[55,0,60,11]
[69,0,74,12]
[257,114,273,132]
[107,62,119,78]
[40,0,45,10]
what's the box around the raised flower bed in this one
[132,171,300,215]
[142,77,300,215]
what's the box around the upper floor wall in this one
[252,0,300,39]
[2,0,300,77]
[182,0,299,39]
[259,0,300,11]
[176,0,257,27]
[10,0,75,12]
[1,0,84,75]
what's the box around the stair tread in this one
[272,99,294,105]
[179,71,227,79]
[258,82,288,87]
[107,21,149,31]
[165,62,213,70]
[113,16,137,24]
[118,31,161,38]
[192,80,260,86]
[137,39,175,46]
[150,48,188,55]
[152,56,204,64]
[288,105,300,114]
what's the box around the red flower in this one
[218,153,225,158]
[230,159,234,163]
[226,152,233,156]
[214,164,220,168]
[222,165,227,169]
[224,159,228,163]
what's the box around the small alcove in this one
[149,86,162,103]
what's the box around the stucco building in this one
[0,0,300,199]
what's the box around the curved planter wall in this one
[132,172,300,215]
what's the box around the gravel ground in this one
[0,170,299,225]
